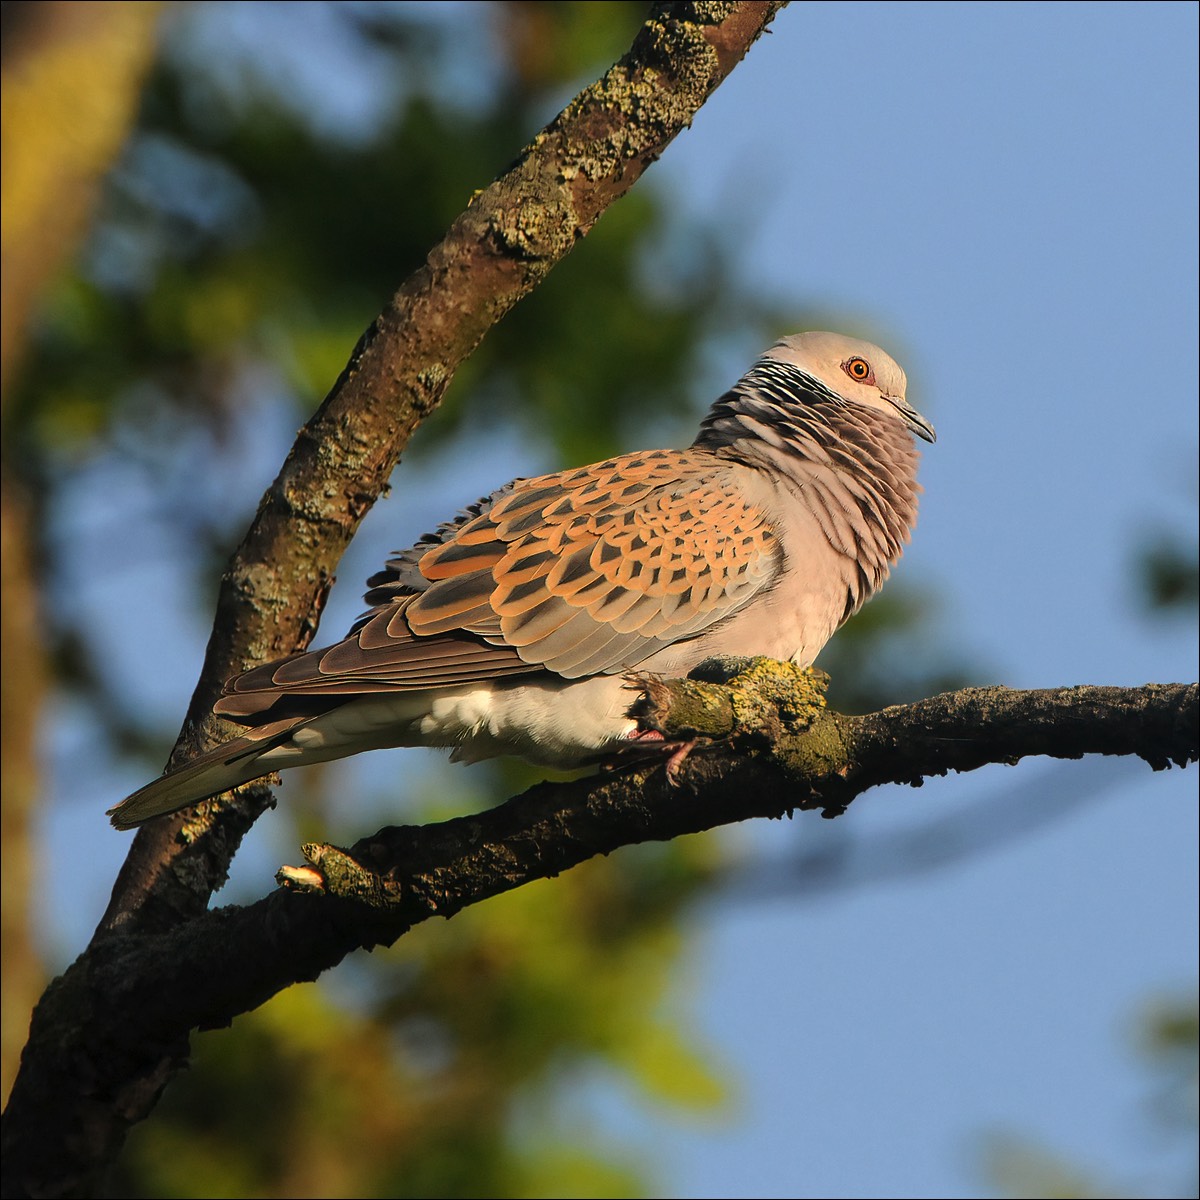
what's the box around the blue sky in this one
[41,4,1198,1198]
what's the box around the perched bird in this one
[108,331,934,830]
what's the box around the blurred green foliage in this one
[1137,534,1200,616]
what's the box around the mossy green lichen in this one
[772,714,851,786]
[648,658,831,746]
[654,677,735,737]
[298,842,392,906]
[725,658,828,736]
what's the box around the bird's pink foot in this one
[612,727,699,786]
[661,737,699,783]
[625,728,665,744]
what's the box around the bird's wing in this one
[216,448,782,716]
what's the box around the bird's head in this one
[763,331,936,443]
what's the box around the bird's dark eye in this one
[843,357,874,384]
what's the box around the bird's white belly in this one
[268,673,640,770]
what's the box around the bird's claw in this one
[614,728,700,786]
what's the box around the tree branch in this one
[4,670,1195,1198]
[288,668,1198,908]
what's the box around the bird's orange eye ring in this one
[843,357,874,383]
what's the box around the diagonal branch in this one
[98,0,788,941]
[2,7,789,1197]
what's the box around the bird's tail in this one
[107,722,297,830]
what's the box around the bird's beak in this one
[889,397,936,443]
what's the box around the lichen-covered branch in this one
[288,666,1198,907]
[5,672,1195,1197]
[98,0,786,948]
[635,661,1199,814]
[6,660,1195,1197]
